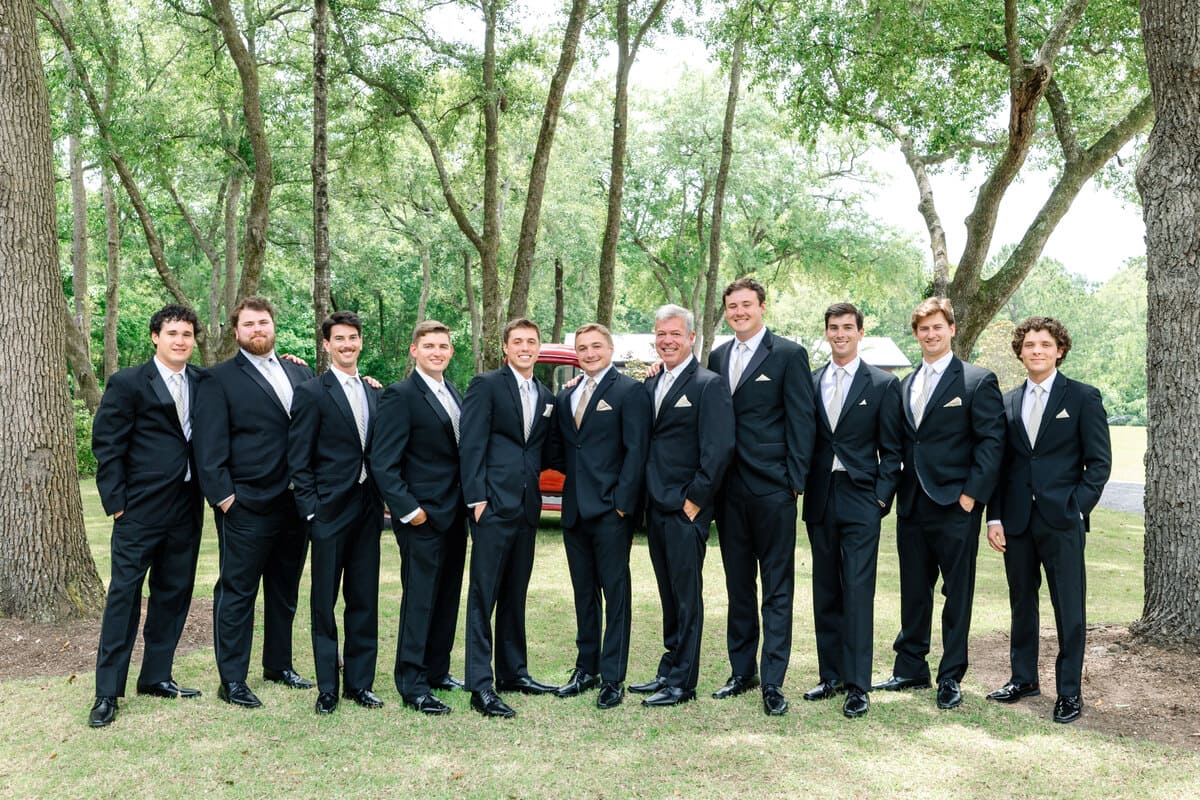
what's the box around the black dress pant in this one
[892,491,982,684]
[716,474,796,686]
[563,511,633,683]
[646,507,709,691]
[95,502,202,697]
[309,485,382,694]
[464,513,537,693]
[1003,505,1087,696]
[213,497,309,683]
[806,472,880,692]
[394,509,467,699]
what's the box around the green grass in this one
[2,484,1194,799]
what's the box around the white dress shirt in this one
[822,357,860,472]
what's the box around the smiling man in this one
[287,311,384,715]
[547,323,650,709]
[984,317,1111,724]
[459,318,558,718]
[802,303,902,718]
[874,297,1004,711]
[194,296,316,709]
[370,320,468,715]
[706,278,814,715]
[633,305,734,707]
[88,305,206,728]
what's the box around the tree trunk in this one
[212,0,274,361]
[700,23,745,364]
[101,165,119,380]
[596,0,670,327]
[464,251,483,375]
[312,0,331,373]
[507,0,588,320]
[478,0,503,369]
[224,170,242,340]
[0,0,105,621]
[552,256,565,342]
[1133,0,1200,647]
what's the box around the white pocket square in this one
[674,396,692,408]
[754,374,771,382]
[943,397,963,407]
[858,399,868,406]
[542,403,554,417]
[1056,409,1070,419]
[596,399,613,411]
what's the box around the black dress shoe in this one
[136,679,202,699]
[554,668,601,698]
[628,675,667,695]
[641,687,696,707]
[986,681,1041,704]
[712,674,759,700]
[343,688,384,708]
[496,675,557,695]
[872,674,932,692]
[1053,694,1083,724]
[762,685,789,716]
[218,681,263,708]
[596,682,624,709]
[88,696,118,728]
[843,687,869,718]
[471,689,516,718]
[802,680,845,701]
[262,668,315,689]
[431,675,465,692]
[936,678,963,709]
[315,692,338,714]
[404,693,451,715]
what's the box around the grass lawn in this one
[1,483,1192,799]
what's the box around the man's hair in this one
[1011,316,1072,365]
[654,304,694,335]
[411,319,452,347]
[910,297,955,331]
[824,302,864,330]
[574,322,613,347]
[321,310,362,340]
[230,295,276,328]
[503,317,542,344]
[149,304,199,335]
[722,277,766,305]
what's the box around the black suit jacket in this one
[548,368,651,528]
[897,355,1005,516]
[986,373,1111,533]
[803,361,904,523]
[194,351,314,512]
[287,369,383,534]
[644,358,735,526]
[92,359,203,526]
[459,367,555,527]
[708,329,814,496]
[369,371,465,532]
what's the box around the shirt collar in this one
[240,347,278,366]
[663,355,694,379]
[577,365,612,391]
[921,351,954,375]
[1026,369,1057,395]
[415,367,447,394]
[153,356,186,383]
[733,325,767,355]
[827,356,861,381]
[508,364,534,387]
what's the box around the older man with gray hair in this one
[630,305,735,707]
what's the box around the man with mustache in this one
[195,296,315,708]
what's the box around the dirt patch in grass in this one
[0,598,214,682]
[972,623,1200,751]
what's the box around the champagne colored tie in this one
[574,377,595,429]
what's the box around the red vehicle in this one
[532,343,584,514]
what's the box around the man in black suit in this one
[802,303,903,718]
[632,305,735,707]
[370,320,468,716]
[985,317,1111,724]
[707,278,813,716]
[288,311,384,715]
[459,317,558,718]
[547,323,651,710]
[874,297,1004,710]
[194,296,315,708]
[88,305,205,728]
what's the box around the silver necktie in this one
[1026,383,1045,445]
[828,367,846,431]
[913,367,934,425]
[521,380,534,440]
[729,342,749,391]
[438,384,460,443]
[655,371,675,416]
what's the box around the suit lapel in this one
[413,372,455,442]
[735,330,772,393]
[145,361,184,437]
[814,365,833,432]
[324,370,361,446]
[657,359,697,423]
[1011,384,1032,451]
[236,351,289,416]
[901,368,918,429]
[576,369,617,431]
[837,365,870,428]
[923,357,961,421]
